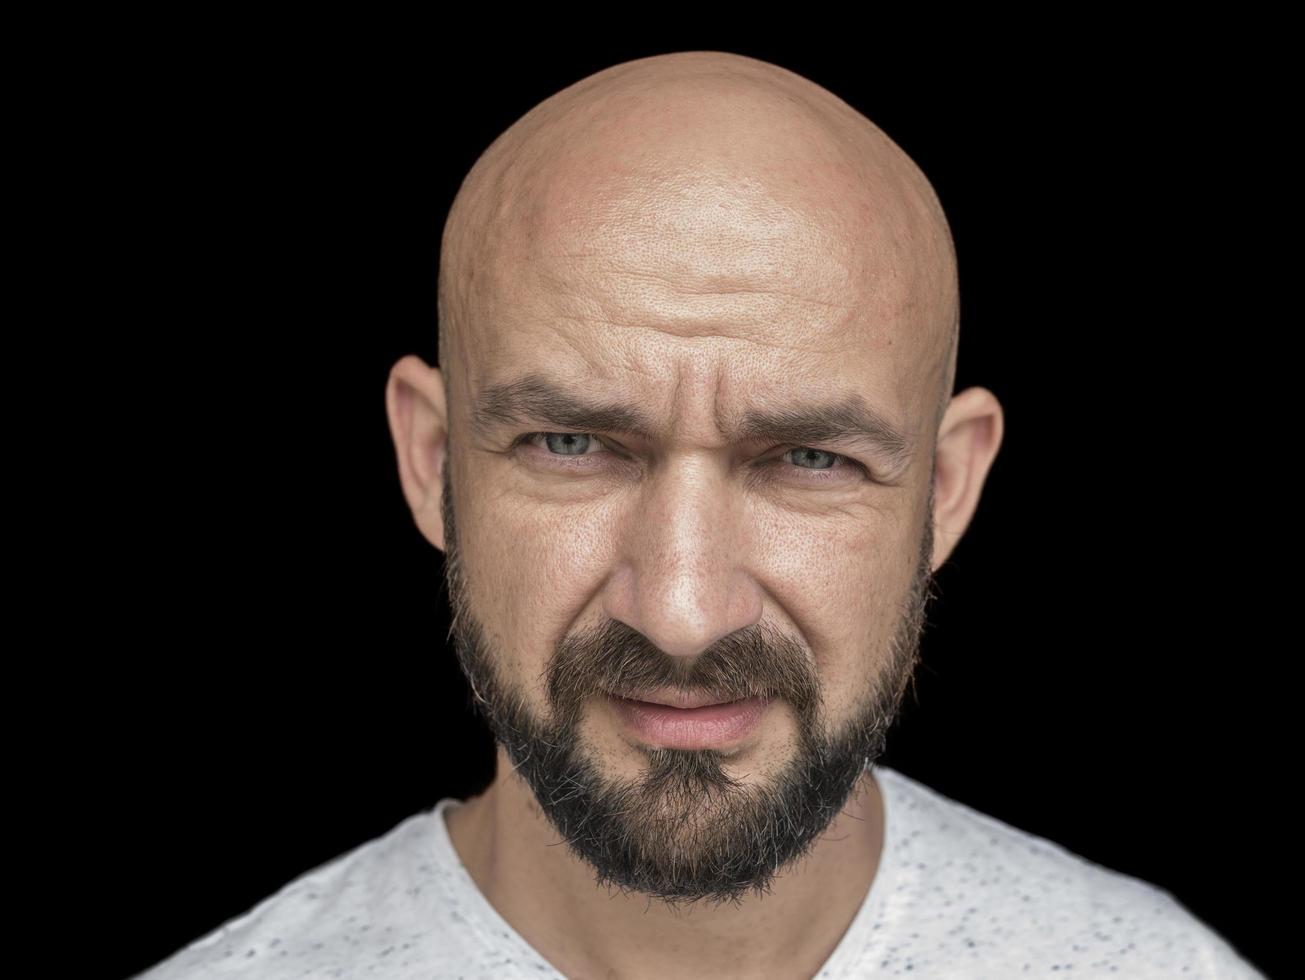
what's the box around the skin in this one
[385,51,1004,979]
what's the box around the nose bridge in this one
[604,452,764,660]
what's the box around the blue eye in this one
[775,447,869,482]
[785,447,841,470]
[515,432,606,457]
[540,432,596,456]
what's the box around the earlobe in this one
[385,355,450,551]
[928,386,1005,571]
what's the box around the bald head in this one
[437,50,958,436]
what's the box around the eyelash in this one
[511,432,871,483]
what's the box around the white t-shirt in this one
[134,764,1263,978]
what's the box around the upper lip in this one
[615,690,751,710]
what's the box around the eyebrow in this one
[472,372,914,469]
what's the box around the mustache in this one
[545,618,824,728]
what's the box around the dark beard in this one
[440,448,936,909]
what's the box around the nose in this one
[601,455,765,660]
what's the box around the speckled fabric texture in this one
[134,764,1263,978]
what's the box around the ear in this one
[930,386,1005,572]
[385,355,450,552]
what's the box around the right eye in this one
[511,432,619,470]
[532,432,602,456]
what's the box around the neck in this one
[444,745,886,979]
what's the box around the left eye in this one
[773,447,868,481]
[783,447,844,471]
[516,433,867,481]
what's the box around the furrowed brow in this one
[729,399,914,470]
[472,372,913,469]
[472,374,660,441]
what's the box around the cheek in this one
[774,514,918,723]
[462,490,615,697]
[818,600,906,726]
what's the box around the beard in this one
[439,447,938,909]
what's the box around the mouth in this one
[619,689,750,710]
[607,692,771,750]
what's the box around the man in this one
[136,50,1261,978]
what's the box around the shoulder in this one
[868,766,1262,977]
[131,803,484,980]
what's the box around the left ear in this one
[929,386,1005,572]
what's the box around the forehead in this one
[496,138,922,334]
[455,104,944,449]
[467,202,929,445]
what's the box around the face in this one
[434,97,950,908]
[442,445,937,908]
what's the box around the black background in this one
[77,32,1283,980]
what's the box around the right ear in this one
[385,355,449,552]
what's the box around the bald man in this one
[136,52,1261,979]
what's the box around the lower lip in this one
[609,694,771,749]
